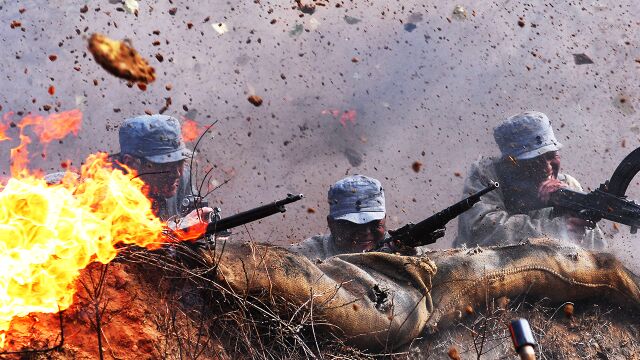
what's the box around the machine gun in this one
[378,181,499,250]
[549,147,640,233]
[165,193,304,241]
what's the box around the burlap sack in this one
[201,238,640,351]
[201,241,436,351]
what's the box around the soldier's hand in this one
[538,179,567,204]
[176,207,214,229]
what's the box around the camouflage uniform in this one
[454,157,605,249]
[454,111,606,250]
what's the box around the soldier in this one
[115,114,202,221]
[44,114,211,224]
[44,115,208,222]
[454,111,605,249]
[291,175,440,260]
[291,175,387,260]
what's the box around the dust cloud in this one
[1,0,639,270]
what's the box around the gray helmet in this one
[119,114,191,163]
[494,111,563,160]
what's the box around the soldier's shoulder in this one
[470,156,498,172]
[464,156,499,182]
[290,234,330,259]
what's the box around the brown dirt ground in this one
[2,255,640,360]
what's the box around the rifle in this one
[379,181,499,249]
[166,193,304,241]
[549,147,640,233]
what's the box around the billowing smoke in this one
[1,0,639,270]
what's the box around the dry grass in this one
[120,242,379,360]
[411,295,640,359]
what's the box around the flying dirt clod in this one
[88,33,156,84]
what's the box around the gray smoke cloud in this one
[1,0,639,270]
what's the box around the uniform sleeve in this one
[290,235,329,260]
[559,174,607,250]
[454,160,572,248]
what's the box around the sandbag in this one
[201,238,640,351]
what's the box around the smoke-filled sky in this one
[1,0,639,266]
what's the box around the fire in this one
[181,118,202,142]
[0,110,167,348]
[0,122,9,141]
[321,108,357,127]
[0,154,164,347]
[2,110,82,177]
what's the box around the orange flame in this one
[0,122,9,141]
[181,118,202,142]
[321,108,357,127]
[0,153,164,347]
[0,109,171,348]
[2,110,82,177]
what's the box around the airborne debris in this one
[573,53,594,65]
[306,207,316,214]
[452,5,467,20]
[247,95,263,106]
[344,15,361,25]
[407,13,424,23]
[296,0,316,15]
[48,54,58,62]
[88,33,156,84]
[212,22,229,34]
[124,0,139,14]
[404,23,417,32]
[344,147,363,167]
[613,94,635,116]
[307,17,320,31]
[412,161,422,173]
[289,23,304,36]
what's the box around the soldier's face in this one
[127,157,185,198]
[329,217,387,253]
[515,151,561,185]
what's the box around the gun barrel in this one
[205,193,304,234]
[413,181,499,234]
